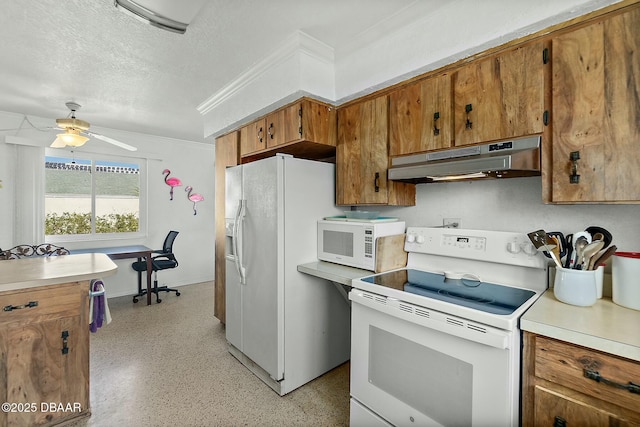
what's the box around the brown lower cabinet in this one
[522,332,640,426]
[0,282,90,426]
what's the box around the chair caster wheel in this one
[176,292,181,296]
[133,297,139,303]
[157,298,162,303]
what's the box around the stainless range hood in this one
[388,135,541,183]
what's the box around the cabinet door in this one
[389,73,453,156]
[337,96,389,205]
[239,118,266,156]
[551,8,640,202]
[0,316,88,426]
[454,41,545,146]
[265,102,302,149]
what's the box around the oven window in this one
[323,230,354,257]
[369,326,472,426]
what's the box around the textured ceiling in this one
[0,0,417,142]
[0,0,621,144]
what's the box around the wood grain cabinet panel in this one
[0,282,89,427]
[337,95,415,206]
[550,6,640,203]
[454,41,545,146]
[389,73,453,157]
[239,119,266,157]
[240,98,336,162]
[522,332,640,427]
[214,131,239,324]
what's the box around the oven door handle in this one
[350,291,511,349]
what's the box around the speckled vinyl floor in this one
[67,282,350,427]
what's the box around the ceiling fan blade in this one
[50,137,66,148]
[85,131,138,151]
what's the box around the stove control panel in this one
[404,227,547,269]
[442,234,486,251]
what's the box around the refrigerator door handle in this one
[233,199,247,285]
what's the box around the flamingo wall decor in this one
[162,169,182,200]
[185,186,204,215]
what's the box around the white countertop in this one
[297,261,372,286]
[521,290,640,362]
[0,253,118,292]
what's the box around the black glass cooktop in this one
[361,269,535,315]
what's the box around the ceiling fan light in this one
[54,132,89,147]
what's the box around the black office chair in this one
[131,231,181,303]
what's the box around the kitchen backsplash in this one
[376,176,640,256]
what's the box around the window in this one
[45,154,145,239]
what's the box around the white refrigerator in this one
[224,154,350,395]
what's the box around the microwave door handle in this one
[235,199,247,285]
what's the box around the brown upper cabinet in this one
[337,95,415,206]
[549,6,640,203]
[453,41,546,147]
[389,73,453,157]
[239,98,336,162]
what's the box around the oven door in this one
[350,289,519,427]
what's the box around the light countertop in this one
[521,290,640,362]
[0,253,118,292]
[297,261,373,286]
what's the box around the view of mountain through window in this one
[45,156,140,236]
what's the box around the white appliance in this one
[225,154,350,396]
[317,219,406,271]
[349,227,548,426]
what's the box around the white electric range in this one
[349,226,548,427]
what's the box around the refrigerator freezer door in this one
[225,165,244,351]
[225,165,243,219]
[224,256,242,350]
[241,157,284,380]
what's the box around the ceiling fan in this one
[49,102,137,151]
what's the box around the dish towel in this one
[89,279,112,333]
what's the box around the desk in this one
[74,245,154,305]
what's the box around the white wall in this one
[375,177,640,253]
[1,112,215,298]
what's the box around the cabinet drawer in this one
[534,336,640,413]
[0,283,85,325]
[534,385,619,426]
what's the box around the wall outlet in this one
[443,218,460,228]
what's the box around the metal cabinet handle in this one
[433,112,440,136]
[3,301,38,311]
[584,369,640,394]
[570,151,580,184]
[257,126,263,143]
[268,122,274,139]
[61,330,69,355]
[465,104,473,129]
[553,416,566,427]
[374,172,380,193]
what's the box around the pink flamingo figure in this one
[185,186,204,215]
[162,169,182,200]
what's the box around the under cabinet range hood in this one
[388,135,541,183]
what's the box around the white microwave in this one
[317,220,406,271]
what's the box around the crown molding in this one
[197,30,334,116]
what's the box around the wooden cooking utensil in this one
[590,245,617,270]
